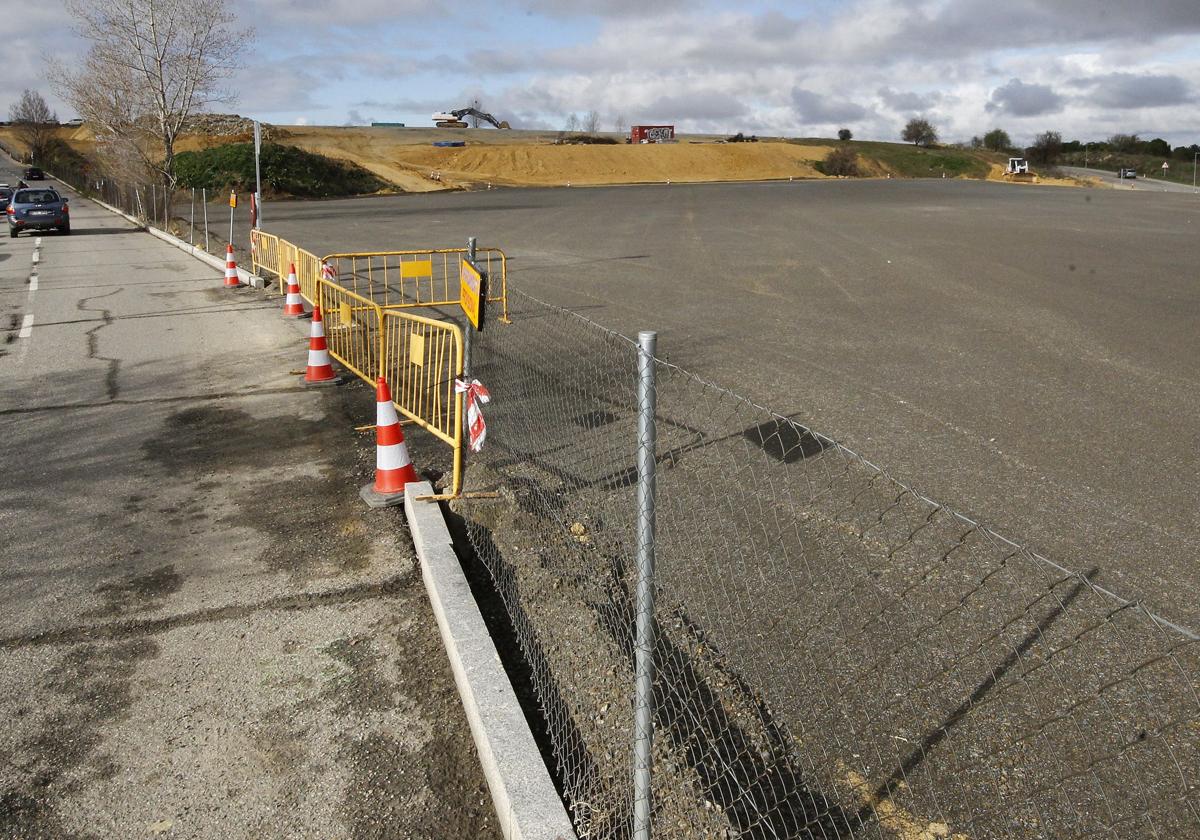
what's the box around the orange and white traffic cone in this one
[304,306,343,386]
[223,244,243,287]
[360,377,419,507]
[282,264,307,317]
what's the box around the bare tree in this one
[583,110,601,134]
[612,113,626,135]
[8,89,58,163]
[52,0,249,192]
[470,98,482,129]
[564,112,580,132]
[1026,130,1062,165]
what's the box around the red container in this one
[630,125,675,144]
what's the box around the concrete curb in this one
[45,172,263,288]
[404,482,576,840]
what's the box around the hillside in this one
[0,123,1085,194]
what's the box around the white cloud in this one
[7,0,1200,146]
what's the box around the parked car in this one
[7,187,69,236]
[0,186,14,207]
[1118,168,1137,179]
[23,167,45,180]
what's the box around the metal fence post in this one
[633,329,658,840]
[151,184,157,227]
[190,188,196,246]
[202,188,209,252]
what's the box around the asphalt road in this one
[0,161,498,838]
[265,178,1200,630]
[1061,165,1200,193]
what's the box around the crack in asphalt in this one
[76,288,123,401]
[0,384,321,417]
[0,575,410,651]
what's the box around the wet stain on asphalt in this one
[327,611,498,840]
[142,404,324,472]
[0,639,159,840]
[322,636,395,717]
[83,565,183,619]
[141,397,377,581]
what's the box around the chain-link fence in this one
[454,288,1200,840]
[33,157,249,266]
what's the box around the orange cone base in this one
[359,482,410,509]
[283,307,310,318]
[304,373,344,387]
[224,276,245,288]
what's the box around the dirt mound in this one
[983,163,1084,188]
[272,129,832,191]
[398,142,831,187]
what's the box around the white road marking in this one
[18,313,34,338]
[28,274,38,292]
[32,250,39,264]
[35,237,42,246]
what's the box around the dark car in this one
[7,188,69,236]
[1118,167,1137,179]
[0,186,13,207]
[23,167,45,180]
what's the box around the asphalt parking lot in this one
[265,178,1200,630]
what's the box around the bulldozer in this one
[432,107,511,129]
[1003,157,1037,182]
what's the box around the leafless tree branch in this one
[51,0,251,191]
[8,90,58,163]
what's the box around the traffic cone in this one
[360,377,419,508]
[282,264,307,317]
[304,307,343,386]
[223,244,243,287]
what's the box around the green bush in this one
[173,142,387,197]
[816,146,859,176]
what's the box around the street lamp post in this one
[1085,142,1090,169]
[1193,151,1198,193]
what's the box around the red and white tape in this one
[455,378,491,452]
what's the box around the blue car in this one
[7,187,69,237]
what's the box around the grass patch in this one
[174,142,388,197]
[789,138,995,178]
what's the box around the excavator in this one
[431,107,511,129]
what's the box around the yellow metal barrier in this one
[380,308,464,498]
[316,279,384,385]
[250,229,283,280]
[296,247,323,304]
[277,239,298,296]
[322,248,509,322]
[251,230,478,498]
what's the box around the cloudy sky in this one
[8,0,1200,145]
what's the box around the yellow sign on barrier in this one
[459,259,486,330]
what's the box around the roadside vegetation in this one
[1058,135,1200,186]
[173,142,387,197]
[790,137,993,179]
